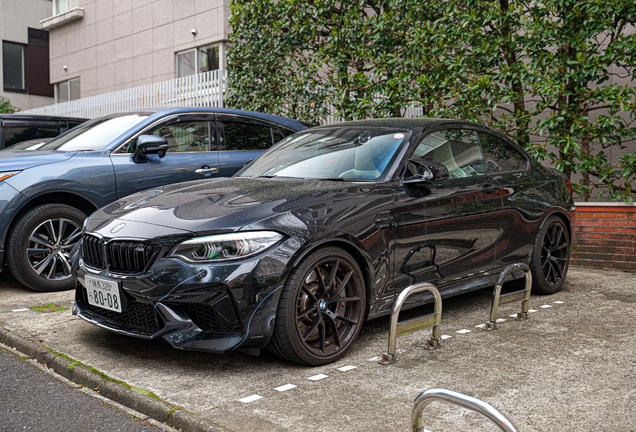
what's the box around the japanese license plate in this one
[85,275,122,313]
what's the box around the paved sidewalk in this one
[1,267,635,431]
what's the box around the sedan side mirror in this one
[132,135,169,163]
[403,159,449,185]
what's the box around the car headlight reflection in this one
[170,231,283,263]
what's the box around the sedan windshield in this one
[37,113,150,151]
[237,127,410,180]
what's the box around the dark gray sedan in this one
[0,107,307,292]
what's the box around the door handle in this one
[481,184,497,194]
[195,167,219,175]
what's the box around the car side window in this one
[148,120,210,153]
[478,132,528,173]
[3,125,63,149]
[412,129,484,178]
[221,120,273,151]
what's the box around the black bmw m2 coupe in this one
[73,119,573,365]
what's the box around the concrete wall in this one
[48,0,230,98]
[0,0,55,111]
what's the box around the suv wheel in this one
[7,204,85,292]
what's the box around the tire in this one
[7,204,86,292]
[268,247,366,366]
[522,215,571,294]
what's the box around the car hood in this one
[0,150,75,171]
[88,177,374,235]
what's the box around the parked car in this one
[0,107,307,292]
[0,114,87,150]
[73,118,574,365]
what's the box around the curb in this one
[0,326,228,432]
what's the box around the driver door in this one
[110,114,220,199]
[392,128,503,302]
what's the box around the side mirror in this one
[132,135,169,163]
[403,159,449,184]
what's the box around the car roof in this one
[111,107,307,131]
[312,117,486,130]
[0,114,88,121]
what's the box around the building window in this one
[57,78,80,102]
[2,41,27,92]
[54,0,80,15]
[176,44,220,78]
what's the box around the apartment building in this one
[41,0,230,102]
[1,0,54,110]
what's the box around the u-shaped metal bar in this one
[380,282,442,364]
[411,388,519,432]
[485,263,531,330]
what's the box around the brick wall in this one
[571,203,636,272]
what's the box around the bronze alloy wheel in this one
[269,247,366,365]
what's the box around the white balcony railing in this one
[22,70,226,119]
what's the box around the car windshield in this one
[37,113,150,151]
[237,127,410,180]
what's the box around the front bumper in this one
[74,235,297,353]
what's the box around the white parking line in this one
[496,318,507,323]
[11,308,28,312]
[528,309,538,313]
[440,335,452,340]
[307,374,328,381]
[336,365,357,372]
[366,356,382,362]
[475,324,486,329]
[540,305,552,309]
[553,301,564,304]
[509,314,518,318]
[239,395,263,403]
[455,329,471,334]
[274,384,297,392]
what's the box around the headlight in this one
[170,231,283,263]
[0,171,19,182]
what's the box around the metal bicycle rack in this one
[484,263,531,331]
[380,282,442,365]
[411,388,519,432]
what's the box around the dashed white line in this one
[307,374,328,381]
[11,308,28,312]
[337,365,357,372]
[274,384,297,392]
[553,301,564,304]
[455,329,471,334]
[440,335,452,340]
[496,318,507,323]
[540,305,552,309]
[475,324,487,329]
[528,309,538,313]
[239,395,263,403]
[366,356,382,362]
[509,314,518,318]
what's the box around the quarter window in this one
[413,129,484,178]
[221,121,273,151]
[478,133,527,173]
[2,41,26,92]
[4,126,62,149]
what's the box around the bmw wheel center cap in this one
[319,299,326,311]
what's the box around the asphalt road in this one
[0,346,166,432]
